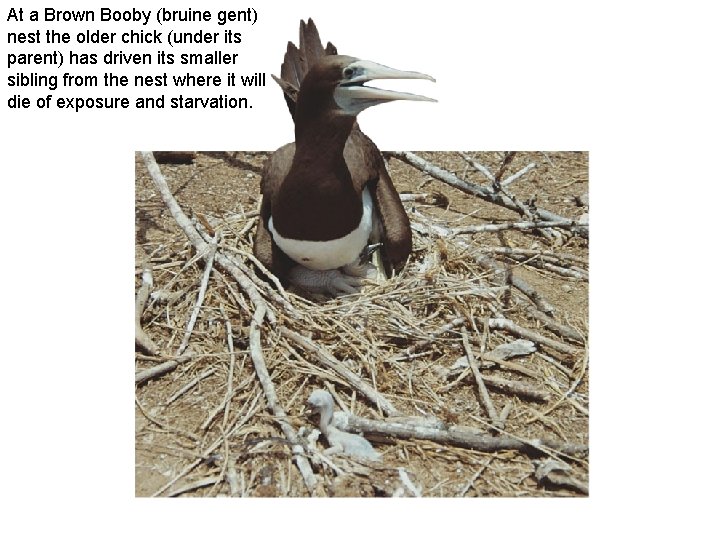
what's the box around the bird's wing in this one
[344,128,412,271]
[253,144,296,279]
[371,163,412,270]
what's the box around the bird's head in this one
[307,389,335,414]
[298,54,435,118]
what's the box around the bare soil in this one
[135,150,588,497]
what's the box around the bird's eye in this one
[343,67,355,79]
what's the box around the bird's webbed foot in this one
[342,243,384,280]
[288,266,366,295]
[341,259,378,280]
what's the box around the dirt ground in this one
[135,150,588,497]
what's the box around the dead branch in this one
[389,151,588,239]
[494,151,517,186]
[238,248,288,299]
[140,151,276,325]
[534,458,589,495]
[201,379,254,432]
[165,367,215,405]
[457,457,493,496]
[473,252,556,315]
[487,151,558,243]
[497,403,513,431]
[412,216,556,314]
[458,152,494,181]
[533,350,588,420]
[166,476,223,497]
[142,152,208,247]
[461,327,500,426]
[151,385,264,497]
[135,269,160,355]
[480,374,551,402]
[525,260,588,280]
[249,307,317,495]
[193,222,296,317]
[176,239,217,356]
[488,318,580,358]
[451,220,585,236]
[498,257,588,280]
[220,306,238,430]
[225,458,241,497]
[484,247,589,280]
[441,364,551,402]
[543,378,589,416]
[502,163,536,187]
[135,397,199,442]
[478,246,587,266]
[214,269,251,316]
[497,193,560,244]
[280,327,398,416]
[334,413,587,456]
[536,352,574,378]
[397,467,422,497]
[389,316,466,362]
[478,357,539,380]
[135,353,196,385]
[517,301,585,344]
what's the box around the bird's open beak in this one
[334,59,436,114]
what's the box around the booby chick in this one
[307,389,381,461]
[253,19,435,295]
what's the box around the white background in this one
[1,0,718,537]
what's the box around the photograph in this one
[135,19,589,497]
[7,0,717,535]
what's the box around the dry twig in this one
[461,327,500,426]
[135,353,196,385]
[412,217,557,314]
[140,151,276,325]
[451,220,585,236]
[166,476,223,497]
[176,239,217,356]
[165,367,215,405]
[334,413,587,456]
[135,269,160,354]
[248,307,317,495]
[480,374,551,402]
[220,306,238,430]
[502,163,536,187]
[389,151,588,238]
[280,327,398,416]
[151,385,264,497]
[390,317,466,362]
[488,318,580,358]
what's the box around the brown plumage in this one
[253,19,433,289]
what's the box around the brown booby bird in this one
[253,19,434,295]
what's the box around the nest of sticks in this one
[135,150,589,497]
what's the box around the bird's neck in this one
[274,111,362,240]
[294,113,355,169]
[318,405,333,433]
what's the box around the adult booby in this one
[253,19,434,295]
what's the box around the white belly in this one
[268,188,373,271]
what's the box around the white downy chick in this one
[307,389,381,461]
